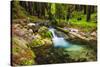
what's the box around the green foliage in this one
[68,13,97,32]
[51,3,56,15]
[91,13,97,23]
[38,26,48,33]
[38,26,52,38]
[71,21,96,32]
[71,11,83,19]
[45,31,53,38]
[31,39,44,47]
[12,1,27,19]
[56,20,67,27]
[20,59,35,65]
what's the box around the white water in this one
[49,28,57,38]
[49,28,83,50]
[49,28,71,47]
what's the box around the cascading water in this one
[49,28,57,38]
[49,28,71,48]
[49,28,83,51]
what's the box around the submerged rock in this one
[64,47,97,62]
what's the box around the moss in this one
[12,36,36,65]
[38,26,48,33]
[38,26,52,38]
[21,59,35,65]
[31,38,44,47]
[56,27,69,34]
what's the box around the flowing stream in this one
[49,28,84,51]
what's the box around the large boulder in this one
[12,36,36,66]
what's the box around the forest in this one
[11,0,97,66]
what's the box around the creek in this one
[49,28,85,51]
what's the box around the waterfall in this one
[49,28,85,51]
[49,28,70,47]
[49,28,83,49]
[49,28,57,38]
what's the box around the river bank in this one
[12,19,97,65]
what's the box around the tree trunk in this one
[87,6,91,22]
[66,7,70,21]
[91,6,95,13]
[84,5,87,14]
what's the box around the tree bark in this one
[87,6,91,22]
[84,5,87,14]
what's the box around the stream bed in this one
[49,28,84,50]
[34,27,97,64]
[48,28,96,62]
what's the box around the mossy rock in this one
[31,38,45,48]
[38,26,48,33]
[12,36,36,65]
[38,26,52,38]
[31,38,52,48]
[56,27,69,34]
